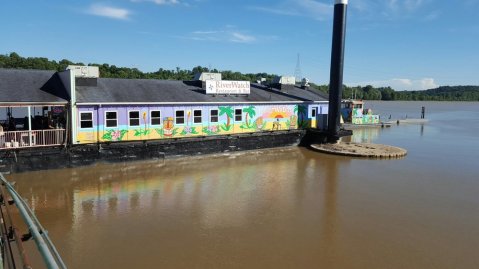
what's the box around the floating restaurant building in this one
[0,66,329,171]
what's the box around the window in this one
[193,110,202,124]
[105,111,118,128]
[80,112,93,129]
[235,109,242,122]
[312,108,317,118]
[129,111,140,127]
[210,109,218,123]
[175,110,185,125]
[150,110,161,126]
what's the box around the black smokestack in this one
[327,0,348,141]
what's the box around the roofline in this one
[0,102,68,107]
[76,101,328,106]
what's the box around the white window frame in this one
[175,110,185,125]
[105,111,118,128]
[150,110,162,126]
[128,110,141,127]
[210,109,219,123]
[234,108,242,122]
[79,111,94,129]
[193,109,202,124]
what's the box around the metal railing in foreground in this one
[0,173,67,269]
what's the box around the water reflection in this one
[341,127,380,143]
[8,148,351,269]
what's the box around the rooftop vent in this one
[194,72,222,82]
[272,76,295,85]
[256,77,267,85]
[301,78,310,89]
[67,65,99,78]
[271,76,296,92]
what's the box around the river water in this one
[7,101,479,269]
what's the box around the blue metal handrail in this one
[0,173,67,269]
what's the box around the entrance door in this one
[311,107,317,128]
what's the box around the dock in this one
[310,142,407,159]
[387,119,429,124]
[342,122,392,129]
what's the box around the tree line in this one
[337,85,479,101]
[1,52,478,101]
[0,52,277,82]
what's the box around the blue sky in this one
[1,0,478,90]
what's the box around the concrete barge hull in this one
[0,130,306,173]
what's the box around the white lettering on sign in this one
[206,80,250,95]
[272,106,290,113]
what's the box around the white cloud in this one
[350,0,370,12]
[87,4,131,20]
[348,78,438,91]
[131,0,181,5]
[249,0,333,21]
[250,6,299,16]
[387,0,428,11]
[405,0,426,10]
[352,0,434,19]
[296,0,332,18]
[230,32,256,43]
[181,28,259,44]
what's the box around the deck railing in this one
[0,129,66,150]
[0,172,67,269]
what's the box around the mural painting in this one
[102,130,128,142]
[240,105,256,130]
[295,105,309,128]
[218,106,234,132]
[75,103,326,144]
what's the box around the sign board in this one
[52,106,65,115]
[205,80,250,95]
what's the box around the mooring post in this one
[327,0,348,142]
[421,106,425,119]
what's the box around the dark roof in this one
[0,69,69,105]
[76,78,328,104]
[0,68,329,105]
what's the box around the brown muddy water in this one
[6,101,479,269]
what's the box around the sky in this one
[1,0,478,90]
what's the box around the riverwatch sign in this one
[205,80,250,95]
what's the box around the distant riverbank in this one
[363,100,479,123]
[2,53,478,102]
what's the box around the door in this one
[311,107,317,128]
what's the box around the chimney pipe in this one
[327,0,348,141]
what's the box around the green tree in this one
[379,87,394,100]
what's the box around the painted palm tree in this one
[242,105,256,128]
[294,105,308,127]
[218,106,234,130]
